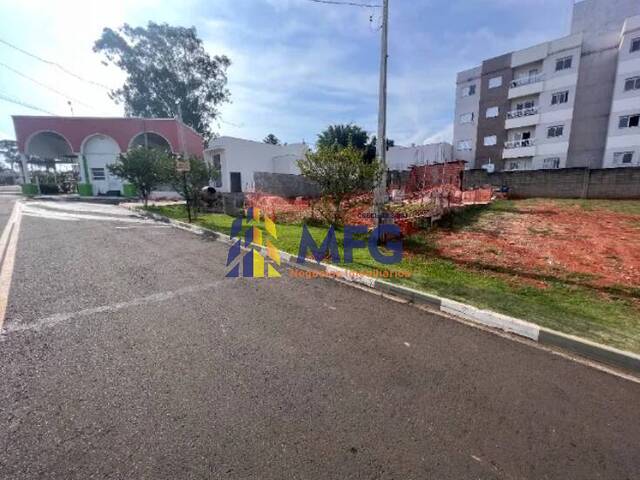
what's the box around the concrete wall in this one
[567,32,620,168]
[571,0,640,37]
[463,167,640,199]
[253,172,320,198]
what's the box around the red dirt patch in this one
[434,201,640,291]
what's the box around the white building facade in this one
[205,136,308,193]
[386,143,454,171]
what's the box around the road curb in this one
[131,206,640,376]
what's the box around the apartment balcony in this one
[503,138,536,159]
[508,73,545,99]
[505,106,540,129]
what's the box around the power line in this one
[0,92,57,115]
[0,37,112,90]
[0,61,96,110]
[305,0,382,7]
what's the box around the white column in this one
[19,153,30,184]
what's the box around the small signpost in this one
[176,160,190,173]
[176,158,192,222]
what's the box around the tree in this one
[94,22,231,142]
[297,145,382,225]
[263,134,280,145]
[108,148,172,207]
[161,156,213,222]
[0,140,20,172]
[316,125,394,163]
[317,124,369,151]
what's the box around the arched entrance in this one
[82,134,121,195]
[25,131,77,193]
[129,132,172,151]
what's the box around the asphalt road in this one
[0,197,639,479]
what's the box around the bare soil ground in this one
[434,199,640,295]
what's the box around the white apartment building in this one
[453,0,640,172]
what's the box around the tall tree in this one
[94,22,231,141]
[263,134,280,145]
[316,124,369,151]
[316,125,394,163]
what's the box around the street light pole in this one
[373,0,389,229]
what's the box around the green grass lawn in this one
[146,203,640,353]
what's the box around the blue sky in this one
[0,0,575,147]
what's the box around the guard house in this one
[12,116,204,196]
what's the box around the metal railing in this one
[510,73,544,88]
[504,138,536,149]
[506,106,539,119]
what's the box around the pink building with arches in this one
[12,116,204,196]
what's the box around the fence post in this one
[581,167,591,199]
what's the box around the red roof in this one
[12,116,204,157]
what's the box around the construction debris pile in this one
[245,161,493,235]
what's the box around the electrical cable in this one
[0,91,57,115]
[0,61,96,110]
[0,37,111,90]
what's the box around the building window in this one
[551,91,569,105]
[91,168,105,181]
[462,84,476,97]
[516,100,535,110]
[457,140,472,151]
[543,157,561,169]
[555,56,573,71]
[624,76,640,92]
[488,76,502,89]
[506,159,531,171]
[547,125,564,138]
[212,153,222,187]
[613,152,634,165]
[459,112,474,124]
[485,106,499,118]
[483,135,497,146]
[619,114,640,128]
[631,37,640,53]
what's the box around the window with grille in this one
[555,56,572,71]
[483,135,497,146]
[547,125,564,138]
[213,154,222,187]
[488,76,502,89]
[619,114,640,129]
[462,84,476,97]
[459,112,474,124]
[613,152,634,165]
[624,77,640,92]
[91,168,106,181]
[486,106,499,118]
[543,157,560,169]
[457,140,472,151]
[551,91,569,105]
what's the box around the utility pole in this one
[373,0,389,229]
